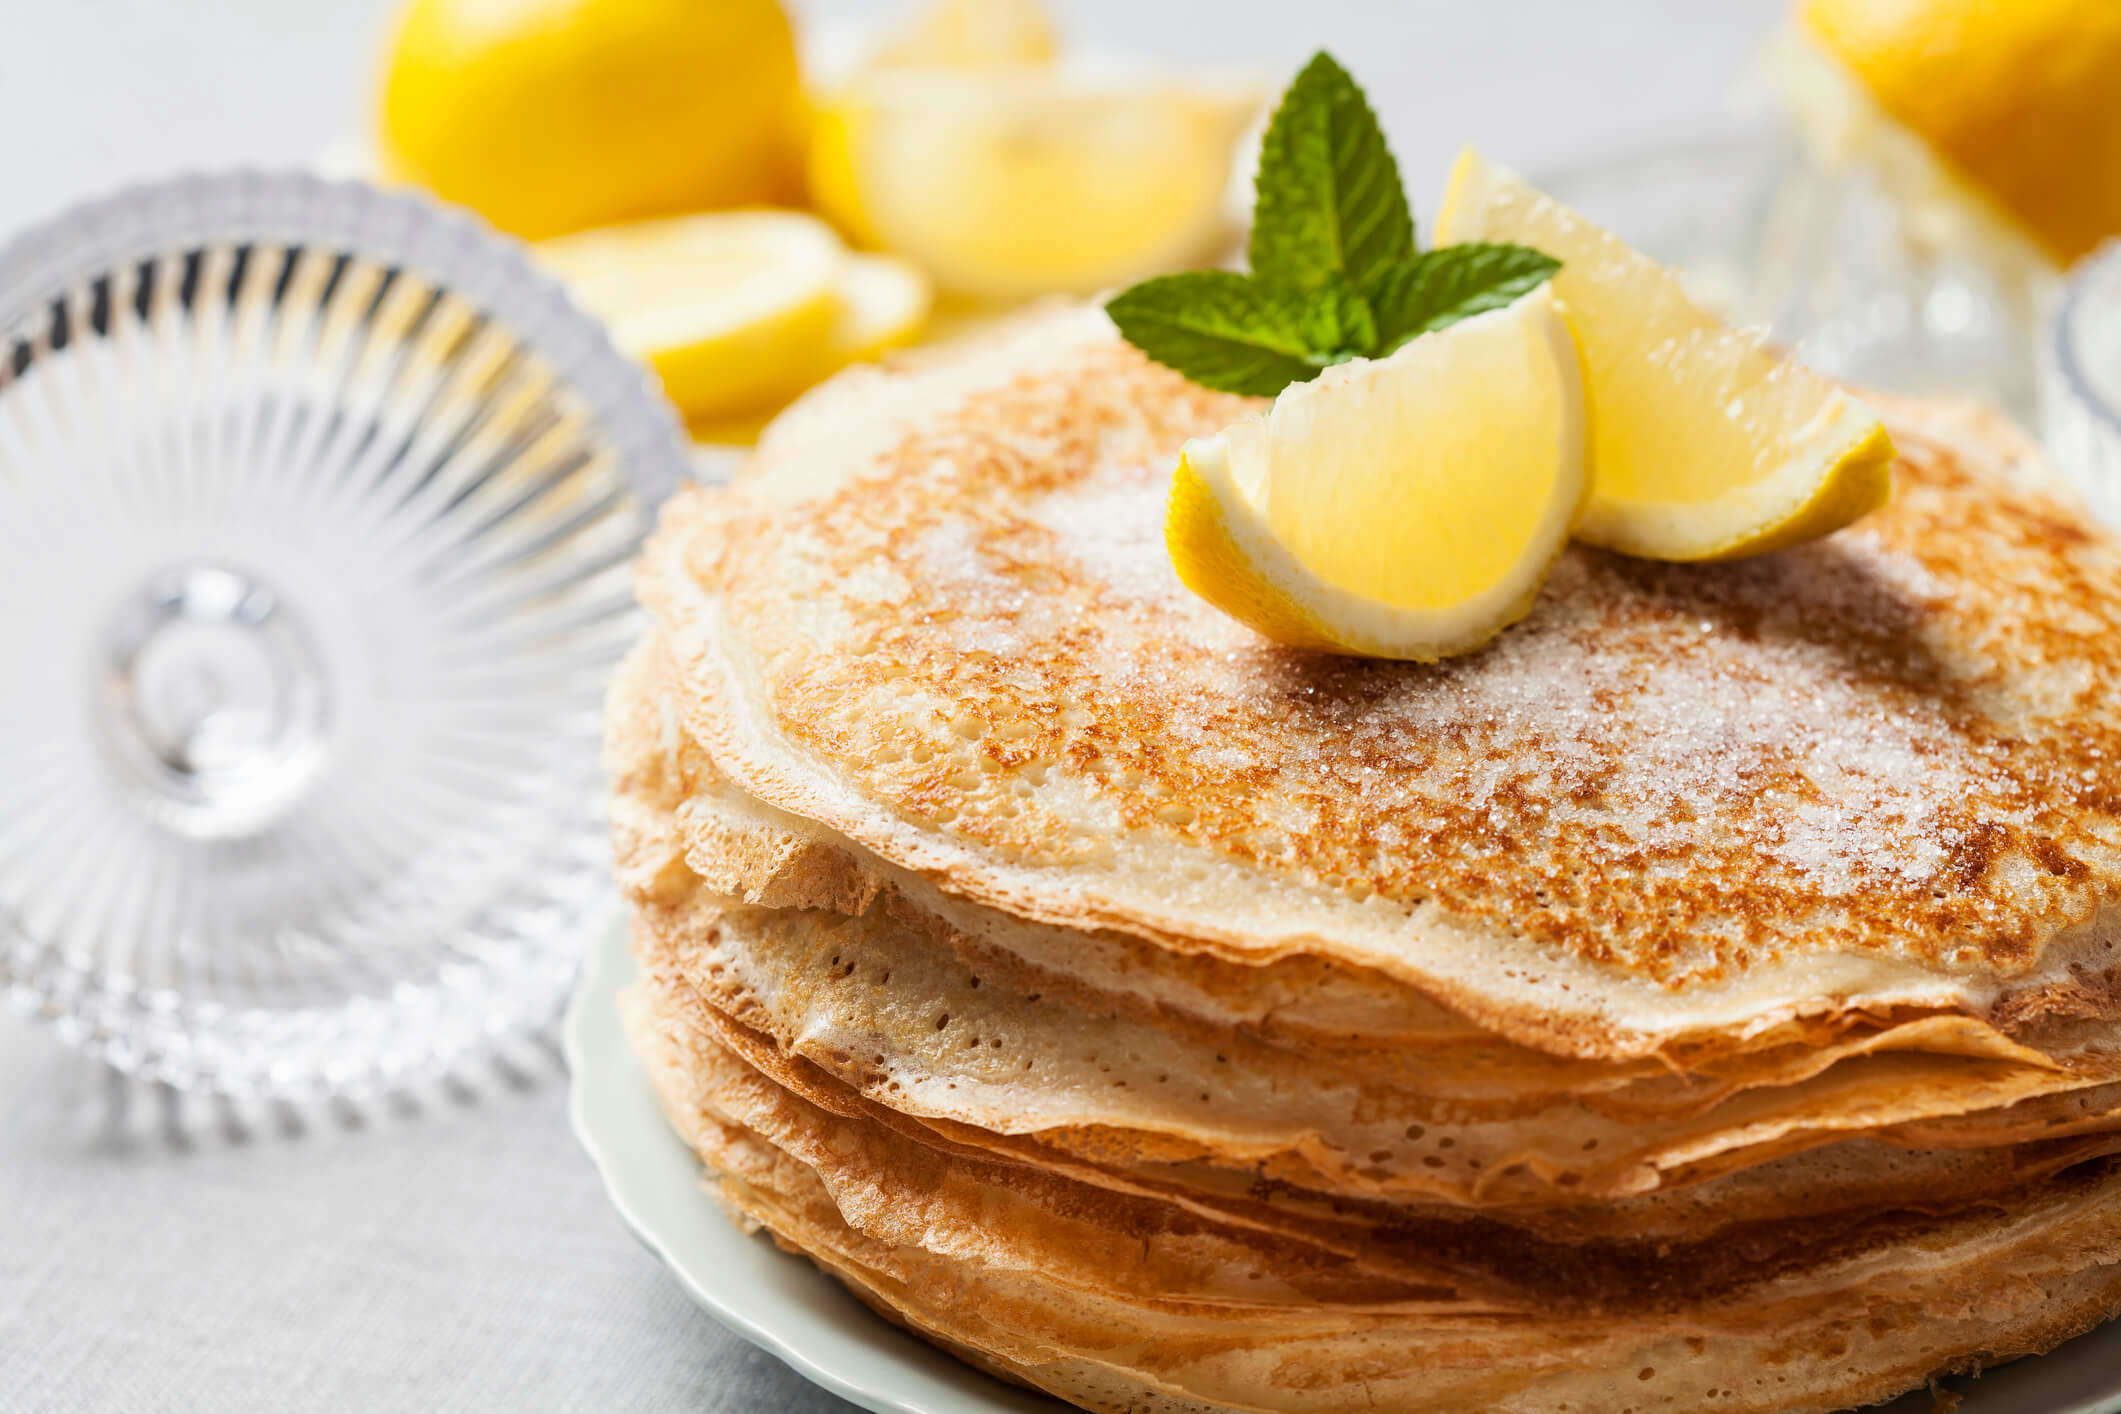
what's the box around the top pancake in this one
[643,304,2121,1058]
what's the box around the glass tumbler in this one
[0,172,689,1097]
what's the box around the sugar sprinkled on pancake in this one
[643,307,2121,1056]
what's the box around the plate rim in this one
[563,919,1057,1414]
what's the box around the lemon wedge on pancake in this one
[1166,284,1586,662]
[1436,149,1895,562]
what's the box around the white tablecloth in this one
[0,1016,857,1413]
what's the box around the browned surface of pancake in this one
[645,318,2121,1053]
[606,311,2121,1411]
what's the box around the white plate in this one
[564,922,1060,1413]
[566,923,2121,1414]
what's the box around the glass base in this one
[96,563,329,839]
[0,172,689,1097]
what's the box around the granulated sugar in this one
[714,344,2121,981]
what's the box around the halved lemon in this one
[1435,149,1894,562]
[535,210,846,421]
[809,71,1261,302]
[1166,284,1586,662]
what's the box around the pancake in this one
[639,307,2121,1059]
[607,304,2121,1410]
[611,632,2121,1206]
[626,956,2121,1414]
[615,632,2063,1068]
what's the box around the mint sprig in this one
[1250,52,1415,296]
[1106,51,1559,399]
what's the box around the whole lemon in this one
[379,0,805,241]
[1802,0,2121,265]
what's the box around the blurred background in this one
[6,0,2068,447]
[0,0,1782,238]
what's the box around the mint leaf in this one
[1284,272,1377,363]
[1250,51,1414,296]
[1106,272,1375,397]
[1104,55,1562,402]
[1368,244,1561,353]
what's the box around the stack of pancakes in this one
[607,307,2121,1412]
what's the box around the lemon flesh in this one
[378,0,804,240]
[1167,285,1587,662]
[1435,149,1894,563]
[1802,0,2121,267]
[685,253,933,447]
[829,254,933,364]
[810,71,1261,302]
[870,0,1059,69]
[536,211,844,421]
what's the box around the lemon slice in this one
[536,210,845,422]
[685,405,782,449]
[810,71,1260,302]
[686,254,932,447]
[830,253,933,363]
[870,0,1059,69]
[1435,149,1894,562]
[1166,285,1586,662]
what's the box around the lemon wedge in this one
[1435,149,1894,562]
[536,211,847,422]
[870,0,1059,69]
[1166,284,1586,662]
[810,71,1261,302]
